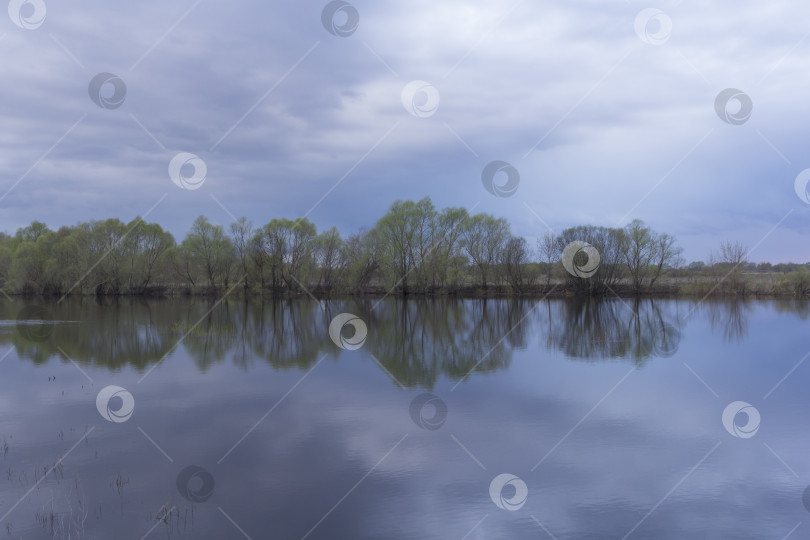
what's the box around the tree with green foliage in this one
[433,207,469,290]
[261,218,317,291]
[313,226,344,292]
[462,214,509,289]
[374,199,430,293]
[0,197,804,299]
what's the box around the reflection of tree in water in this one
[546,297,684,364]
[0,298,177,368]
[702,299,751,343]
[364,298,527,389]
[0,297,528,389]
[0,296,771,384]
[0,298,328,371]
[246,299,326,370]
[774,299,810,321]
[180,300,239,370]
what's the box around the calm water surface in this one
[0,297,808,539]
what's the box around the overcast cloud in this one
[1,0,809,262]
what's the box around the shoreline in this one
[3,282,807,301]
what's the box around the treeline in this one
[0,197,808,297]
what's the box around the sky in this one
[1,0,809,263]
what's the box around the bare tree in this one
[501,236,530,292]
[620,219,655,294]
[717,240,748,294]
[618,220,682,293]
[648,232,682,290]
[557,225,623,295]
[537,231,559,288]
[342,228,380,291]
[230,217,253,290]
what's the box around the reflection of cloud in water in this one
[0,298,805,538]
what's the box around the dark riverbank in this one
[5,274,808,300]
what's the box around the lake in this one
[0,297,808,539]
